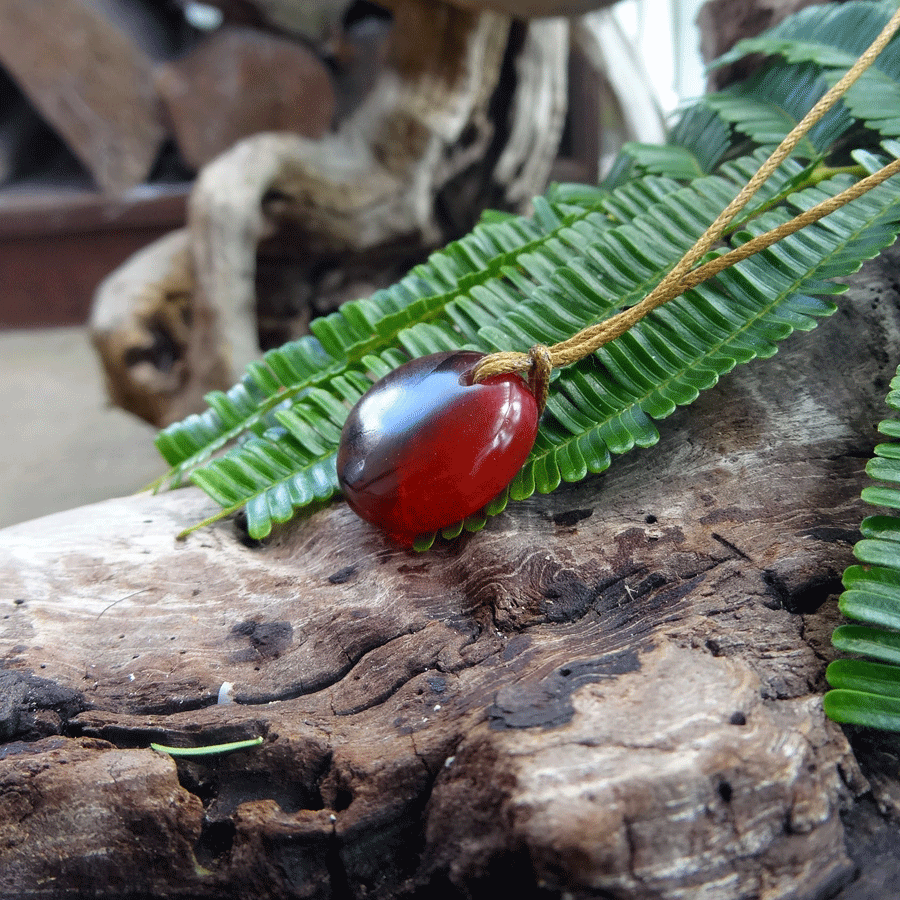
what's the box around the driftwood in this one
[5,246,900,897]
[0,0,168,193]
[91,2,570,426]
[153,24,336,171]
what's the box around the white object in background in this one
[574,8,667,174]
[182,2,223,30]
[612,0,707,112]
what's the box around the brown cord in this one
[679,156,900,292]
[472,5,900,391]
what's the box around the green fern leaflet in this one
[825,366,900,732]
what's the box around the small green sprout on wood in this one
[150,736,264,757]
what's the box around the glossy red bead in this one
[337,351,538,543]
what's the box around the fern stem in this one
[722,162,867,235]
[176,501,249,540]
[678,157,900,291]
[809,163,868,185]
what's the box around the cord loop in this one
[527,344,552,416]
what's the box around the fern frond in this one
[714,0,900,141]
[154,210,558,484]
[704,61,854,156]
[605,59,848,185]
[602,101,733,185]
[197,157,900,541]
[155,177,707,492]
[825,365,900,732]
[603,45,857,192]
[243,158,813,537]
[715,0,900,72]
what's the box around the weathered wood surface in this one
[6,249,900,897]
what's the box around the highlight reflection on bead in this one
[337,351,538,543]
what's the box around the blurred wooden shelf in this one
[0,183,189,328]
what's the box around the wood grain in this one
[4,247,900,897]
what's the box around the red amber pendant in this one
[337,351,538,543]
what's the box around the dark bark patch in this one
[717,779,733,804]
[837,795,900,900]
[0,735,71,760]
[540,576,596,622]
[207,769,324,817]
[551,508,593,528]
[229,620,294,661]
[763,569,843,615]
[803,526,861,545]
[195,818,236,866]
[487,649,641,729]
[501,633,531,661]
[0,671,87,740]
[328,564,359,584]
[593,571,702,636]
